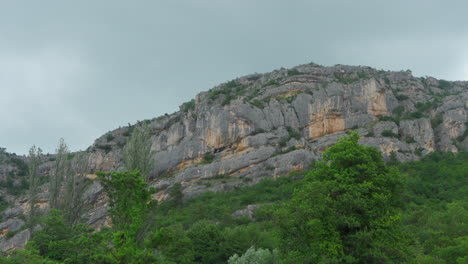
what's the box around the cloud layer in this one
[1,0,467,154]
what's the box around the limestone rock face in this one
[82,64,466,203]
[0,229,30,252]
[1,63,467,250]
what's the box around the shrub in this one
[381,130,400,139]
[414,148,424,156]
[405,111,424,119]
[393,106,405,116]
[287,68,301,76]
[262,80,279,87]
[106,134,114,142]
[439,79,453,89]
[222,94,236,106]
[431,114,443,128]
[278,137,289,147]
[378,115,399,124]
[395,94,409,101]
[415,101,434,112]
[202,153,215,164]
[405,137,417,144]
[250,99,265,108]
[334,73,358,84]
[181,99,196,112]
[274,146,297,156]
[95,144,112,153]
[286,127,301,140]
[357,71,369,79]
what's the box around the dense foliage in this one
[0,135,466,263]
[276,132,411,263]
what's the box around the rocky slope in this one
[1,63,467,251]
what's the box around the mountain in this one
[0,63,467,251]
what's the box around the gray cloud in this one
[1,0,467,154]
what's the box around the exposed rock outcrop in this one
[1,63,467,251]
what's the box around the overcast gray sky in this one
[1,0,467,154]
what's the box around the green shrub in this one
[378,115,399,124]
[181,99,196,112]
[405,137,417,144]
[439,79,453,89]
[393,106,405,116]
[405,111,424,119]
[222,94,236,106]
[414,148,424,156]
[278,137,289,147]
[415,101,434,112]
[106,134,114,142]
[287,68,301,76]
[286,127,301,140]
[274,146,297,156]
[251,99,265,108]
[395,94,409,101]
[202,153,215,164]
[431,114,443,128]
[357,71,369,79]
[95,144,112,153]
[381,130,400,139]
[262,80,279,87]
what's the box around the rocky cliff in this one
[1,63,467,251]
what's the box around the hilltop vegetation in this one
[1,133,466,263]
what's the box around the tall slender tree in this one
[63,152,90,226]
[123,124,154,181]
[27,145,42,225]
[49,138,71,210]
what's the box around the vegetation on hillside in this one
[0,134,466,263]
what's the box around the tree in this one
[49,139,71,210]
[63,152,90,226]
[276,132,411,263]
[228,247,279,264]
[27,145,42,225]
[187,220,226,264]
[28,209,114,264]
[148,224,195,264]
[123,125,154,181]
[97,170,158,263]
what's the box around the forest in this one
[0,132,466,263]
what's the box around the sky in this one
[1,0,468,155]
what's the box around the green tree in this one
[276,132,411,263]
[187,220,226,263]
[49,138,71,210]
[149,224,195,264]
[28,209,113,264]
[97,170,158,263]
[63,152,90,226]
[123,125,154,181]
[228,247,279,264]
[27,145,42,225]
